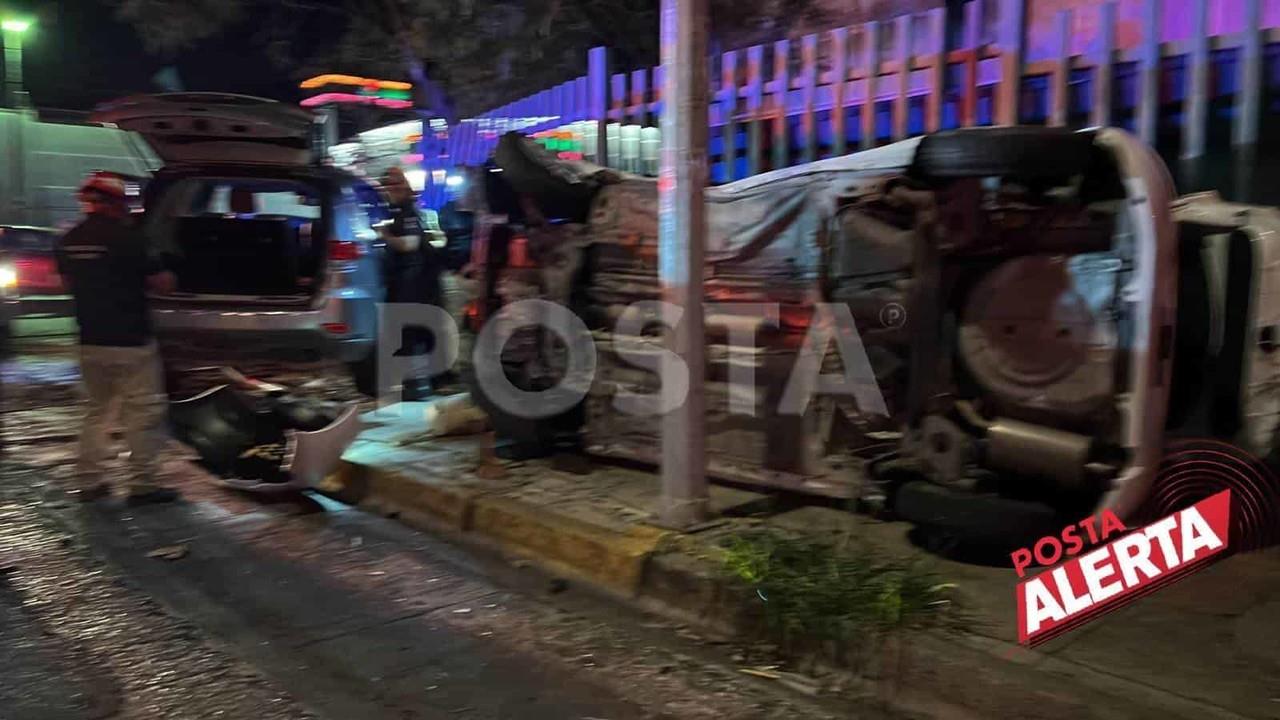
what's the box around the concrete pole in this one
[658,0,709,528]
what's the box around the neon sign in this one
[300,75,414,109]
[300,74,412,90]
[301,92,412,110]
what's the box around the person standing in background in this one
[378,167,445,400]
[57,171,180,504]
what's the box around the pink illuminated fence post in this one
[996,0,1026,125]
[772,38,790,170]
[1183,0,1210,159]
[801,34,818,162]
[1092,1,1116,129]
[720,50,739,179]
[894,14,912,141]
[861,20,879,150]
[961,0,982,129]
[831,27,849,156]
[926,8,946,134]
[746,45,764,175]
[1050,9,1072,127]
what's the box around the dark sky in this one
[17,1,302,112]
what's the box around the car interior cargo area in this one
[146,178,327,301]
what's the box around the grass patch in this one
[720,529,964,667]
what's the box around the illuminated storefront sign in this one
[300,75,414,110]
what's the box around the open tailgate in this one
[91,93,316,166]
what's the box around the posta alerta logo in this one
[1015,490,1231,646]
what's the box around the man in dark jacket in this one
[57,171,179,504]
[379,167,445,400]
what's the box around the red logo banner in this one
[1016,490,1231,645]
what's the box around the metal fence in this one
[425,0,1280,206]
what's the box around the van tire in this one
[908,127,1096,184]
[893,481,1059,554]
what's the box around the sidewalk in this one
[324,401,1280,720]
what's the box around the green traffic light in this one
[1,19,32,33]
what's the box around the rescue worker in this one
[57,171,179,504]
[378,167,445,400]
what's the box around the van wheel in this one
[893,481,1060,557]
[908,127,1096,184]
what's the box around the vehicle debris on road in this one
[167,370,361,494]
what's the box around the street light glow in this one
[1,19,32,33]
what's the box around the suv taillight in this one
[508,234,534,268]
[328,240,362,261]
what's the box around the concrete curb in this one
[471,495,669,595]
[321,459,670,597]
[318,461,480,530]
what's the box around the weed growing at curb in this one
[719,530,965,669]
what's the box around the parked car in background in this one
[90,93,389,392]
[466,127,1280,549]
[0,224,76,341]
[0,231,19,341]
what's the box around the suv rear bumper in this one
[150,294,375,362]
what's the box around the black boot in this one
[402,377,433,402]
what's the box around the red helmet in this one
[78,171,128,202]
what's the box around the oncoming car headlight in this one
[0,264,17,290]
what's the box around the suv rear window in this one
[156,178,322,219]
[144,175,331,298]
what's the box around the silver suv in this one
[93,93,388,391]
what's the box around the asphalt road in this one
[0,336,849,720]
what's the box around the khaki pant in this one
[77,343,167,488]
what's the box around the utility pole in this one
[658,0,709,528]
[2,18,32,109]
